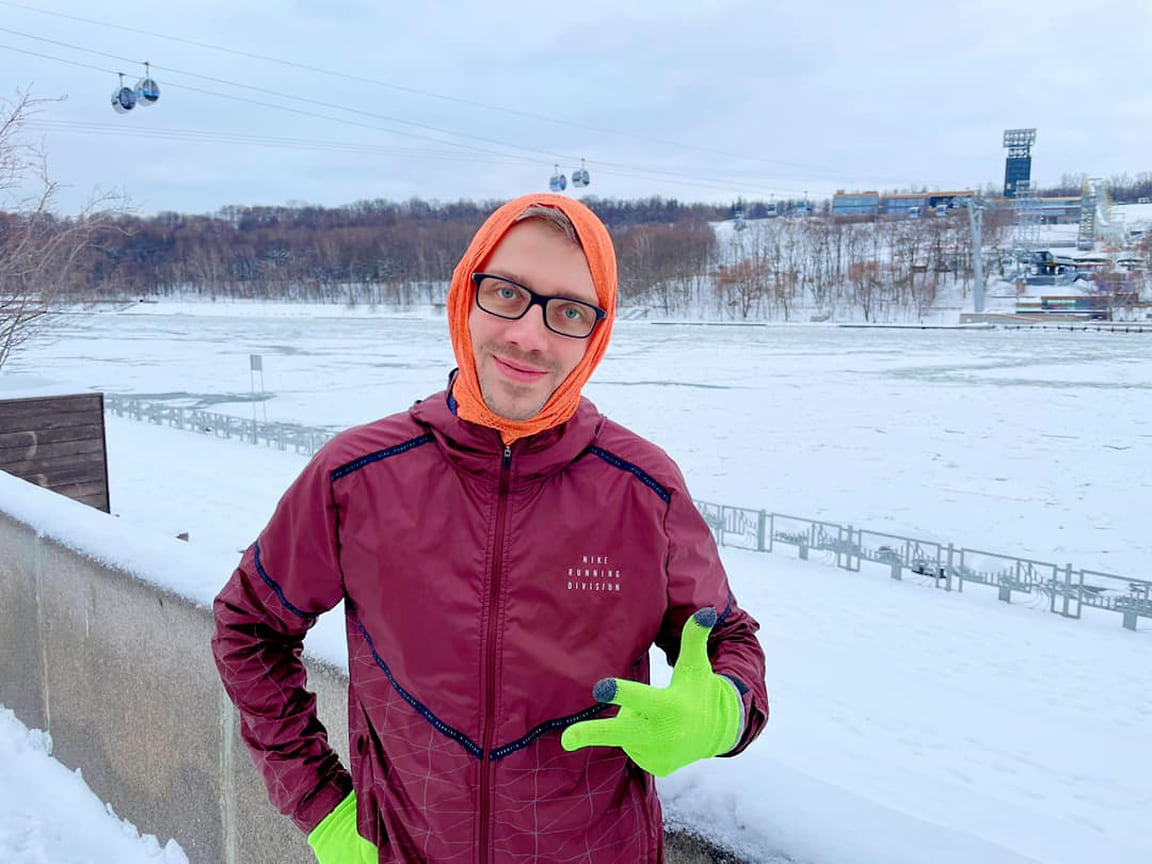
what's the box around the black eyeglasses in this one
[471,273,606,339]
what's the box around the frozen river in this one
[4,302,1152,864]
[9,303,1152,577]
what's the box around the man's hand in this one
[307,791,378,864]
[561,607,743,776]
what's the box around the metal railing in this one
[692,500,1150,633]
[104,394,337,455]
[101,394,1148,633]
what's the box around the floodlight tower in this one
[1002,128,1036,198]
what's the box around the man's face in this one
[468,220,597,421]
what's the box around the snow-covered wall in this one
[0,474,736,863]
[0,475,352,864]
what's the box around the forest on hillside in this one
[50,195,1036,321]
[7,184,1151,322]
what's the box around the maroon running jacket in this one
[212,387,768,864]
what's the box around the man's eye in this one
[559,305,588,321]
[497,287,518,300]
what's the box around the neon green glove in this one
[561,607,743,777]
[307,790,378,864]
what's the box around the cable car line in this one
[0,26,571,162]
[0,0,874,182]
[2,39,819,199]
[1,27,805,194]
[24,118,540,165]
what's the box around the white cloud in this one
[1,0,1149,213]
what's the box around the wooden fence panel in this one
[0,394,109,512]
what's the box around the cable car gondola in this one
[571,158,590,188]
[111,72,137,113]
[135,61,160,107]
[548,164,567,192]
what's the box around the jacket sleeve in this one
[211,448,353,834]
[656,480,769,756]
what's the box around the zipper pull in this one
[503,445,512,465]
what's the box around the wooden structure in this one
[0,393,109,512]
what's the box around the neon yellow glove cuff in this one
[307,790,378,864]
[560,607,744,776]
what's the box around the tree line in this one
[1040,173,1152,202]
[63,198,1027,323]
[68,196,763,306]
[5,86,1152,377]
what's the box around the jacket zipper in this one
[479,444,512,864]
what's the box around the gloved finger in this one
[672,607,718,679]
[592,677,660,716]
[561,716,628,752]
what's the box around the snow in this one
[2,301,1151,863]
[0,707,187,864]
[1114,201,1152,228]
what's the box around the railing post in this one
[756,510,767,552]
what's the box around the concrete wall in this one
[0,508,747,863]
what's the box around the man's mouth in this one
[493,354,547,383]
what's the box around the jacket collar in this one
[409,379,604,486]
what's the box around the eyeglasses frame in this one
[470,272,606,339]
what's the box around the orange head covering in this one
[448,193,617,444]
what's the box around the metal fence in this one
[692,500,1151,633]
[102,394,1149,633]
[104,394,336,455]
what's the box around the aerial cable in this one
[0,26,573,162]
[0,0,881,181]
[0,41,812,198]
[24,118,540,164]
[0,26,810,194]
[0,41,549,164]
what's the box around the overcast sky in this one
[1,0,1150,216]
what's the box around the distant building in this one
[879,190,974,220]
[832,191,880,221]
[880,193,927,220]
[1034,196,1081,224]
[986,195,1082,225]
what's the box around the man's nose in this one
[504,302,551,347]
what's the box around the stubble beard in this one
[476,344,557,421]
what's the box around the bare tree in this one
[0,90,120,371]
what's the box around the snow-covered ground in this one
[0,707,187,864]
[2,301,1150,863]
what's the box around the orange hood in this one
[447,193,617,444]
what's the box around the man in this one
[212,193,768,864]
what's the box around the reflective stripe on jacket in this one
[212,389,768,864]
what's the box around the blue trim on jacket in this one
[330,434,434,482]
[585,446,671,503]
[490,703,610,761]
[252,541,314,620]
[354,617,616,762]
[354,617,484,759]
